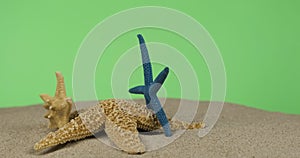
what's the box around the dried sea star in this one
[40,72,74,129]
[34,99,205,154]
[129,34,172,136]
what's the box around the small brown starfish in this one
[40,72,74,129]
[34,99,205,154]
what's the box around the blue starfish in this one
[129,34,172,137]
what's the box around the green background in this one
[1,1,299,114]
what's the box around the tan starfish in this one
[34,99,205,154]
[40,72,74,129]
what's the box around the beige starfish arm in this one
[169,118,205,130]
[34,116,92,151]
[137,117,205,132]
[55,71,66,98]
[62,97,73,112]
[40,94,52,109]
[34,105,106,151]
[113,99,162,131]
[105,118,145,154]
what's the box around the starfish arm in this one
[55,71,67,98]
[116,99,160,131]
[34,116,92,150]
[34,105,105,151]
[43,111,52,119]
[105,116,145,154]
[66,97,73,105]
[169,119,205,130]
[148,94,172,137]
[128,85,151,107]
[99,99,146,154]
[137,115,206,132]
[128,85,146,94]
[137,34,153,86]
[40,94,52,108]
[153,67,169,85]
[63,97,73,115]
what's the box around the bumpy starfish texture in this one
[40,72,73,129]
[34,99,205,154]
[129,34,172,137]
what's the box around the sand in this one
[0,98,299,158]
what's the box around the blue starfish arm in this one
[148,85,172,137]
[128,85,146,94]
[137,34,153,86]
[154,67,169,86]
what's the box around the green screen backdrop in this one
[1,0,299,114]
